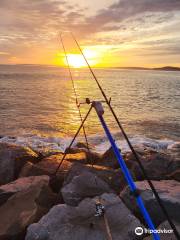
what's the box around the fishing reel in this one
[95,201,105,217]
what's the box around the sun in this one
[65,54,87,68]
[63,49,98,68]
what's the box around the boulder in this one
[19,157,73,193]
[120,180,180,226]
[63,163,90,185]
[0,175,51,196]
[166,170,180,181]
[75,141,90,149]
[99,146,120,168]
[19,153,88,192]
[65,147,101,165]
[166,146,180,176]
[65,163,126,193]
[143,221,180,240]
[25,193,143,240]
[97,147,143,180]
[0,175,57,240]
[61,171,113,206]
[64,162,141,194]
[0,143,38,185]
[20,152,87,178]
[124,149,179,180]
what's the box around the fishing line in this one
[58,36,113,238]
[59,33,90,153]
[53,105,93,175]
[69,32,180,239]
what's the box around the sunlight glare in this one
[65,54,87,68]
[64,49,98,68]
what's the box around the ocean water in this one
[0,64,180,153]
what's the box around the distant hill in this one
[152,66,180,71]
[116,66,180,71]
[0,64,180,71]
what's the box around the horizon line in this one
[0,63,180,70]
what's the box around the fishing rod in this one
[59,33,90,154]
[53,98,160,239]
[68,32,180,239]
[92,100,160,240]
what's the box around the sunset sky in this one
[0,0,180,67]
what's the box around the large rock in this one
[0,175,50,192]
[64,162,141,194]
[25,193,143,240]
[0,175,57,240]
[19,152,89,193]
[95,147,143,181]
[120,180,180,226]
[65,148,101,166]
[20,152,88,178]
[19,154,76,192]
[124,149,180,180]
[166,144,180,179]
[61,171,113,206]
[143,221,180,240]
[99,146,120,168]
[0,143,38,185]
[166,170,180,181]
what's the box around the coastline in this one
[1,64,180,71]
[0,134,179,239]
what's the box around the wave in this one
[0,134,179,155]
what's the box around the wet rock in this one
[19,156,73,192]
[25,193,143,240]
[75,142,90,149]
[166,170,180,181]
[65,147,101,165]
[35,152,86,170]
[65,147,85,154]
[61,171,113,206]
[166,146,180,175]
[99,146,120,168]
[20,161,45,177]
[143,221,180,240]
[0,175,57,240]
[63,163,122,193]
[64,161,141,194]
[63,163,90,184]
[120,180,180,226]
[0,175,50,196]
[0,143,38,185]
[19,152,88,192]
[124,149,179,180]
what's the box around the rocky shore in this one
[0,141,179,240]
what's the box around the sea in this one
[0,64,180,154]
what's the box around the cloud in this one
[77,0,180,35]
[0,0,180,65]
[0,52,10,55]
[0,0,87,61]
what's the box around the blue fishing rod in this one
[56,32,179,239]
[91,100,160,240]
[69,32,180,239]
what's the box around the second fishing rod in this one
[60,32,180,240]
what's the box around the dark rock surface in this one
[0,175,57,240]
[61,171,113,206]
[120,180,180,226]
[124,149,180,180]
[25,193,143,240]
[63,163,124,193]
[0,143,38,185]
